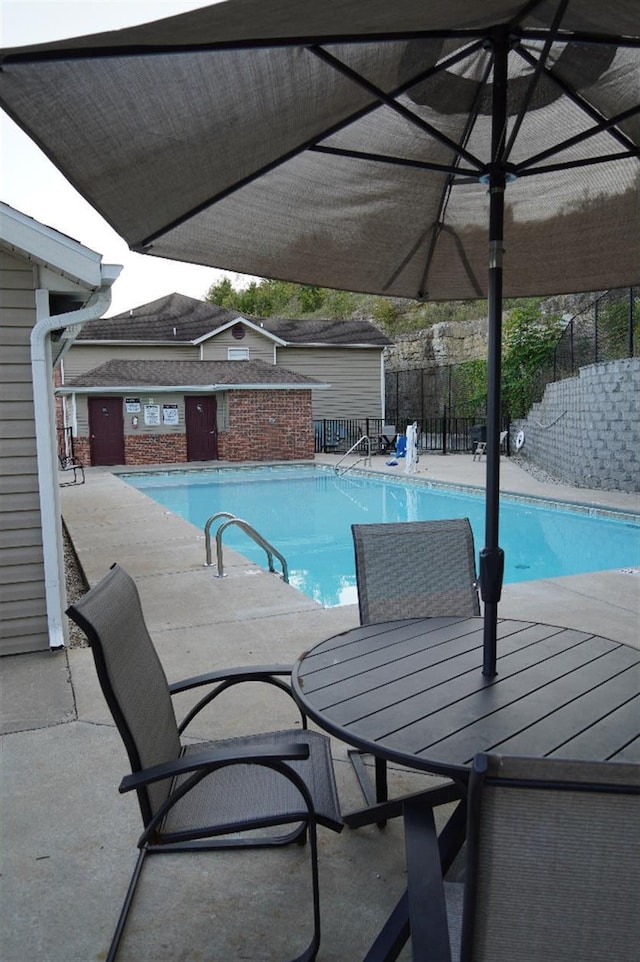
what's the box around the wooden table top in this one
[292,617,640,779]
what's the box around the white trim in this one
[57,381,330,394]
[227,346,250,360]
[193,314,287,346]
[1,202,104,288]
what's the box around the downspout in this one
[31,275,119,648]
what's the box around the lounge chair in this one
[66,563,342,962]
[406,753,640,961]
[349,519,480,810]
[472,430,508,461]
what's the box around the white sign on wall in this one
[143,404,161,426]
[163,404,179,425]
[125,397,141,413]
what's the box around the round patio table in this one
[292,616,640,777]
[291,616,640,962]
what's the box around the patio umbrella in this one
[2,0,638,675]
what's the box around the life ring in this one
[515,430,525,450]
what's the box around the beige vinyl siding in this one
[0,251,48,654]
[275,346,383,419]
[201,328,275,363]
[64,342,199,379]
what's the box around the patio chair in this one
[349,520,480,810]
[406,753,640,961]
[378,424,397,455]
[66,563,342,962]
[472,430,508,461]
[58,452,85,485]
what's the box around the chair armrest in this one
[168,665,303,735]
[168,664,292,694]
[119,740,310,793]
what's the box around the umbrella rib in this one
[416,52,494,299]
[516,105,640,173]
[517,150,639,177]
[0,28,495,66]
[515,44,639,158]
[309,144,478,179]
[308,45,485,172]
[137,40,487,249]
[503,0,570,162]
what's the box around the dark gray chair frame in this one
[67,563,342,962]
[406,753,640,962]
[58,453,85,486]
[350,519,480,813]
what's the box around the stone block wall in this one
[512,357,639,493]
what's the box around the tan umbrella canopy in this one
[2,0,638,673]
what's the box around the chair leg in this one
[106,846,147,962]
[107,833,322,962]
[289,818,322,962]
[348,750,388,827]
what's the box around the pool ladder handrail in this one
[334,435,372,476]
[204,512,289,583]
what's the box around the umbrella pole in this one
[480,30,508,677]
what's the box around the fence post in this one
[441,406,447,456]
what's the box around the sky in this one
[1,0,255,316]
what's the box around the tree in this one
[501,300,562,417]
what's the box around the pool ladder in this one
[204,512,289,583]
[334,435,372,476]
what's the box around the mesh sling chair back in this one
[67,563,342,962]
[410,753,640,962]
[349,519,480,809]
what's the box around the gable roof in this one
[58,358,327,392]
[78,291,391,346]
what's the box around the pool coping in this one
[115,459,640,525]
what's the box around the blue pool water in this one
[122,465,640,607]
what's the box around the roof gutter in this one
[31,269,120,648]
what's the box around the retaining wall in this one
[512,357,639,493]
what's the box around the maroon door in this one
[185,395,218,461]
[88,397,125,465]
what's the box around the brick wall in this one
[124,433,188,464]
[512,357,639,493]
[219,390,315,461]
[71,437,91,465]
[71,389,315,465]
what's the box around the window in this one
[228,347,250,360]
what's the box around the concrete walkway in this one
[1,453,638,962]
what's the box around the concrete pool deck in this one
[1,452,638,961]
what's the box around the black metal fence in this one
[384,286,638,427]
[552,286,638,380]
[313,416,509,455]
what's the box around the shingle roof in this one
[63,358,325,388]
[259,316,391,346]
[77,292,391,346]
[78,292,238,341]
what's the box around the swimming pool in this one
[122,465,640,607]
